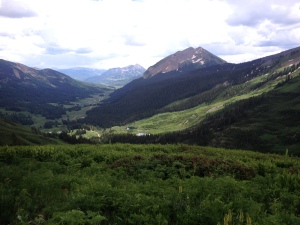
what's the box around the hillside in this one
[0,118,62,145]
[91,46,300,155]
[153,74,300,155]
[107,64,300,154]
[83,46,300,128]
[194,75,300,154]
[0,59,112,120]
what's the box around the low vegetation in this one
[1,144,300,224]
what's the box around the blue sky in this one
[0,0,299,69]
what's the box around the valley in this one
[0,46,300,224]
[0,46,300,153]
[1,1,300,224]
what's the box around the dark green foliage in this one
[43,120,61,129]
[58,131,93,144]
[1,144,300,224]
[0,112,33,125]
[0,118,62,146]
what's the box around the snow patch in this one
[192,58,203,64]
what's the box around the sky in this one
[0,0,300,70]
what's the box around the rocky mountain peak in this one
[143,46,226,78]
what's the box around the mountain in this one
[116,74,300,155]
[56,67,106,81]
[0,59,111,120]
[85,64,146,87]
[83,46,300,129]
[143,46,226,78]
[96,46,300,154]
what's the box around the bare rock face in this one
[143,46,226,78]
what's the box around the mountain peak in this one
[143,46,226,78]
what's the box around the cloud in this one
[44,45,93,55]
[226,0,300,27]
[0,0,299,70]
[76,48,93,54]
[0,31,15,38]
[124,35,146,47]
[256,25,300,48]
[45,46,71,55]
[0,0,37,18]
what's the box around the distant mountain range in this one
[57,64,145,87]
[85,64,145,87]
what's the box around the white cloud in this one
[0,0,37,18]
[0,0,299,69]
[226,0,300,26]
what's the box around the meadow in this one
[1,144,300,224]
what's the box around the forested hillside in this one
[107,70,300,155]
[104,60,300,155]
[83,46,300,128]
[0,59,112,120]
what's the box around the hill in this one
[0,59,112,120]
[85,64,145,87]
[83,46,300,128]
[149,74,300,155]
[91,46,300,154]
[0,118,62,145]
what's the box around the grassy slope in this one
[111,66,298,134]
[0,118,63,145]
